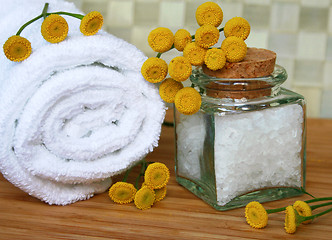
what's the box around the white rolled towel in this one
[0,0,165,205]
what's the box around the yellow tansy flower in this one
[141,57,168,83]
[3,35,32,62]
[154,186,167,203]
[80,11,104,36]
[245,201,268,229]
[221,36,247,63]
[196,2,223,27]
[108,182,137,204]
[195,25,219,49]
[293,200,312,224]
[174,29,192,52]
[204,48,226,71]
[174,87,202,115]
[159,78,184,103]
[183,42,207,66]
[168,56,192,82]
[41,14,69,43]
[148,27,174,53]
[144,162,170,189]
[134,186,155,210]
[224,17,250,40]
[285,206,297,234]
[141,182,167,202]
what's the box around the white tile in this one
[219,1,243,23]
[159,0,186,27]
[297,32,327,60]
[106,0,134,27]
[294,60,324,86]
[134,0,160,26]
[299,7,328,32]
[293,86,322,118]
[276,58,295,89]
[131,26,156,57]
[243,4,270,29]
[81,0,108,15]
[184,0,207,27]
[270,1,300,32]
[244,0,271,5]
[301,0,330,8]
[323,61,332,89]
[326,36,332,60]
[245,30,268,49]
[268,33,297,58]
[329,7,332,34]
[320,90,332,118]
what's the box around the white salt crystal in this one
[214,104,303,205]
[176,112,205,179]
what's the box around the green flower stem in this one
[16,14,43,35]
[134,159,147,189]
[15,7,84,36]
[266,207,287,214]
[302,207,332,222]
[122,159,146,182]
[305,197,332,204]
[310,201,332,211]
[49,12,84,19]
[265,198,332,214]
[156,52,162,58]
[42,3,49,19]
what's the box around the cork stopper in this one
[202,48,277,99]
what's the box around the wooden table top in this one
[1,110,332,240]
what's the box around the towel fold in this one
[0,0,165,205]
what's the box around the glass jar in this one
[174,65,306,211]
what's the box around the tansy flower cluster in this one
[245,194,332,234]
[141,1,251,116]
[109,161,170,210]
[3,3,103,62]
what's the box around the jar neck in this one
[204,80,281,100]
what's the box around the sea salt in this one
[176,104,303,206]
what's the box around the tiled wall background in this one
[69,0,332,118]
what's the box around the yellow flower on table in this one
[144,162,170,189]
[134,186,156,210]
[204,48,226,71]
[148,27,174,53]
[80,11,104,36]
[159,78,184,103]
[293,200,312,224]
[41,14,68,43]
[224,17,250,40]
[174,29,192,52]
[221,36,247,63]
[141,57,168,83]
[195,25,219,49]
[168,56,192,82]
[195,1,223,27]
[245,201,268,229]
[3,35,32,62]
[154,186,167,203]
[108,182,137,204]
[174,87,202,115]
[183,42,207,66]
[285,206,297,234]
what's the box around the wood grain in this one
[0,111,332,240]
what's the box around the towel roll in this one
[0,0,165,205]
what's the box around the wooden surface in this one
[1,110,332,240]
